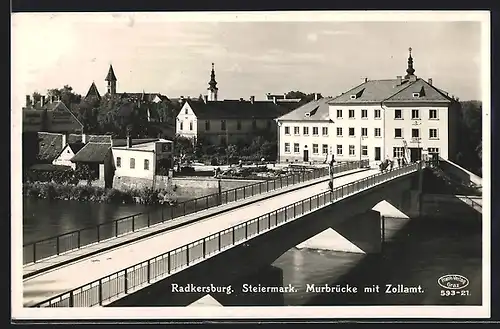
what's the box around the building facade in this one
[276,96,334,163]
[112,138,174,179]
[277,48,460,164]
[176,64,300,146]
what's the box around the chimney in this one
[203,95,208,104]
[127,135,132,148]
[428,78,433,85]
[180,96,185,104]
[239,97,244,101]
[41,95,46,107]
[62,132,67,149]
[365,77,368,83]
[283,93,287,100]
[82,133,87,144]
[250,96,255,104]
[272,96,277,104]
[314,93,319,101]
[396,76,402,86]
[25,95,31,107]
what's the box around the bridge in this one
[22,159,431,308]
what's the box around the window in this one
[284,126,290,135]
[116,157,121,168]
[349,145,355,156]
[374,109,381,119]
[205,120,210,131]
[412,128,420,138]
[284,143,290,153]
[429,128,438,139]
[313,144,319,154]
[349,127,355,137]
[336,144,343,155]
[252,120,257,130]
[184,108,188,114]
[428,147,440,155]
[393,147,404,158]
[303,127,309,135]
[394,109,402,119]
[411,109,420,119]
[429,109,438,119]
[221,120,226,131]
[361,109,368,118]
[180,121,183,130]
[237,120,242,130]
[189,121,193,131]
[130,158,135,169]
[220,136,227,145]
[336,127,342,136]
[362,145,368,156]
[348,109,355,118]
[144,159,149,170]
[322,127,328,136]
[312,127,319,136]
[294,143,300,153]
[336,109,342,118]
[294,127,300,135]
[361,128,367,137]
[395,128,402,138]
[322,144,328,154]
[374,128,381,137]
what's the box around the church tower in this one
[207,63,218,101]
[404,47,417,81]
[105,64,117,95]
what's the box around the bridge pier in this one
[296,210,382,254]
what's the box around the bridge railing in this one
[23,160,369,265]
[32,161,423,308]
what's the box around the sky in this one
[11,12,486,112]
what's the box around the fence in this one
[32,161,423,307]
[23,160,369,265]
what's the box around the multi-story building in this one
[175,64,300,146]
[277,48,460,163]
[276,95,333,163]
[329,48,459,162]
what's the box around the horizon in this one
[12,12,485,112]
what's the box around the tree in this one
[455,100,482,176]
[47,85,82,108]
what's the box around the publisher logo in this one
[437,274,469,290]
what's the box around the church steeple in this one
[207,63,218,101]
[105,64,117,95]
[404,47,416,80]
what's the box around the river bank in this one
[23,181,177,205]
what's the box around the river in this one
[22,197,482,306]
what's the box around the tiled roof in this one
[71,142,111,163]
[112,138,159,147]
[68,134,82,143]
[85,82,101,100]
[384,79,453,103]
[329,78,452,104]
[44,101,69,111]
[277,97,333,121]
[185,100,298,120]
[68,142,85,154]
[88,135,113,143]
[117,92,170,103]
[37,132,64,162]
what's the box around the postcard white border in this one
[11,10,491,320]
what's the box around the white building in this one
[276,96,333,163]
[277,48,460,164]
[112,138,174,179]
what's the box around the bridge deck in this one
[23,169,379,306]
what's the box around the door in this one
[303,150,309,162]
[410,148,422,162]
[374,147,381,161]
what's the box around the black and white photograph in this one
[11,11,490,320]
